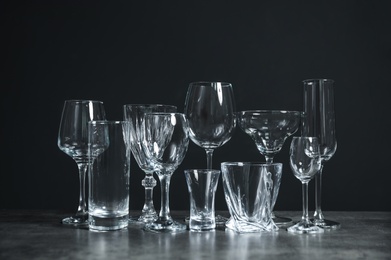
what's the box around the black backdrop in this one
[1,1,390,213]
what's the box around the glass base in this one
[62,215,88,226]
[273,216,293,226]
[144,219,187,233]
[287,221,325,234]
[185,215,228,227]
[311,218,341,230]
[88,214,129,231]
[138,211,158,223]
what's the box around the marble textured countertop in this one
[0,210,390,259]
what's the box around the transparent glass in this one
[184,169,220,232]
[88,121,130,231]
[184,81,236,169]
[221,162,279,233]
[123,104,177,223]
[237,110,301,225]
[142,113,189,233]
[302,79,340,229]
[57,100,106,226]
[184,81,236,225]
[288,137,324,234]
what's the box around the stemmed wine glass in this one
[142,112,189,233]
[237,110,301,226]
[184,81,236,169]
[57,100,106,226]
[123,104,177,223]
[288,136,324,234]
[302,79,340,229]
[184,81,236,224]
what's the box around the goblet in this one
[123,104,177,223]
[142,112,189,233]
[57,100,106,226]
[237,110,301,225]
[288,136,324,234]
[302,79,340,229]
[184,81,236,225]
[184,81,236,169]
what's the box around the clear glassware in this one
[184,81,236,169]
[237,110,301,226]
[123,104,177,223]
[57,100,106,226]
[184,81,236,225]
[142,112,189,233]
[288,136,324,234]
[302,79,340,229]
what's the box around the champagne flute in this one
[302,79,340,229]
[142,112,189,233]
[288,136,324,234]
[123,104,177,223]
[57,100,106,226]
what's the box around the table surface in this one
[0,210,390,260]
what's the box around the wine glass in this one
[57,100,106,226]
[237,110,301,226]
[302,79,340,229]
[288,136,324,234]
[184,81,236,225]
[142,112,189,233]
[184,81,236,169]
[123,104,177,223]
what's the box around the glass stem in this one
[205,149,214,169]
[313,164,325,221]
[158,173,172,222]
[141,173,157,215]
[76,162,88,217]
[265,155,274,164]
[302,181,310,223]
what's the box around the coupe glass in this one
[57,100,106,226]
[302,79,340,229]
[142,112,189,233]
[184,81,236,169]
[288,136,324,234]
[237,110,301,226]
[123,104,177,223]
[184,81,236,225]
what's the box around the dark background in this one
[1,1,390,213]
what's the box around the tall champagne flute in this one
[123,104,177,223]
[142,112,189,233]
[288,136,324,234]
[58,100,106,226]
[302,79,340,229]
[184,81,236,169]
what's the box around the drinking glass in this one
[57,100,106,226]
[184,81,236,169]
[142,112,189,233]
[302,79,340,229]
[288,137,324,234]
[237,110,301,225]
[184,81,236,225]
[123,104,177,223]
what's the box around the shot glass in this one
[221,162,282,233]
[88,120,131,231]
[184,169,221,231]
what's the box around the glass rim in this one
[189,81,232,87]
[123,104,177,109]
[238,110,301,115]
[221,161,283,167]
[64,99,104,104]
[184,169,221,174]
[302,79,334,83]
[88,120,128,125]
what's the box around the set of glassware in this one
[57,79,339,234]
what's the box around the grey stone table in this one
[0,210,390,260]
